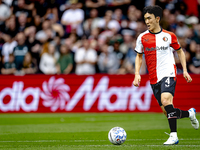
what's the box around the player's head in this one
[143,5,163,32]
[143,5,163,21]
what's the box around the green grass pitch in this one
[0,113,199,150]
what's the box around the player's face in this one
[144,13,160,33]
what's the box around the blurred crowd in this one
[0,0,200,75]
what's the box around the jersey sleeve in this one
[135,34,144,54]
[170,33,181,50]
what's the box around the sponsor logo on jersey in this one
[145,46,168,51]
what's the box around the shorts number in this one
[165,77,170,87]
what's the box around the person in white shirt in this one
[61,0,84,37]
[39,42,58,74]
[0,0,11,25]
[75,39,97,75]
[1,35,17,63]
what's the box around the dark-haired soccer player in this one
[133,5,199,145]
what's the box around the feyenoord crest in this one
[163,37,168,42]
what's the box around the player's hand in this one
[183,71,192,83]
[133,74,141,87]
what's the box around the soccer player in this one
[133,5,199,145]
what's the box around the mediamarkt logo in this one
[0,76,153,112]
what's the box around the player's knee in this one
[161,95,172,106]
[161,99,171,106]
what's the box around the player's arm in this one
[133,53,143,87]
[176,48,192,83]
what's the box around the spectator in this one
[175,14,189,38]
[112,38,125,68]
[131,0,145,10]
[51,23,65,38]
[0,0,11,25]
[1,53,16,75]
[112,8,126,24]
[1,15,18,38]
[11,0,33,21]
[97,10,121,46]
[56,43,73,74]
[16,12,30,32]
[174,37,191,74]
[35,19,64,48]
[191,24,200,44]
[188,40,197,60]
[35,19,56,44]
[1,34,17,63]
[13,32,28,71]
[3,0,13,6]
[33,15,42,32]
[45,0,59,24]
[21,52,37,74]
[0,0,199,76]
[98,21,120,46]
[25,26,42,68]
[119,29,135,54]
[39,42,58,74]
[118,39,146,74]
[167,13,177,33]
[33,0,49,19]
[124,5,141,31]
[106,0,131,15]
[33,1,60,25]
[97,10,113,31]
[65,33,80,52]
[189,41,200,74]
[61,0,84,37]
[97,43,120,74]
[51,34,62,53]
[174,1,187,15]
[85,0,106,17]
[83,8,101,37]
[59,0,83,14]
[153,0,171,9]
[88,28,100,41]
[160,9,171,30]
[75,39,97,75]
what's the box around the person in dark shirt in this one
[11,0,33,19]
[189,42,200,74]
[13,32,29,70]
[0,15,18,40]
[85,0,106,18]
[1,53,16,74]
[16,12,31,32]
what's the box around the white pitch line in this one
[79,145,200,147]
[0,138,200,143]
[1,143,200,148]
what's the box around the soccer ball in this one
[108,127,127,145]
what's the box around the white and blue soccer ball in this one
[108,127,127,145]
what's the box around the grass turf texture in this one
[0,113,199,150]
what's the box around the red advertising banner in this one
[0,74,199,113]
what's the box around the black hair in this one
[143,5,163,21]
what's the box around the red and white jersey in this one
[135,29,180,84]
